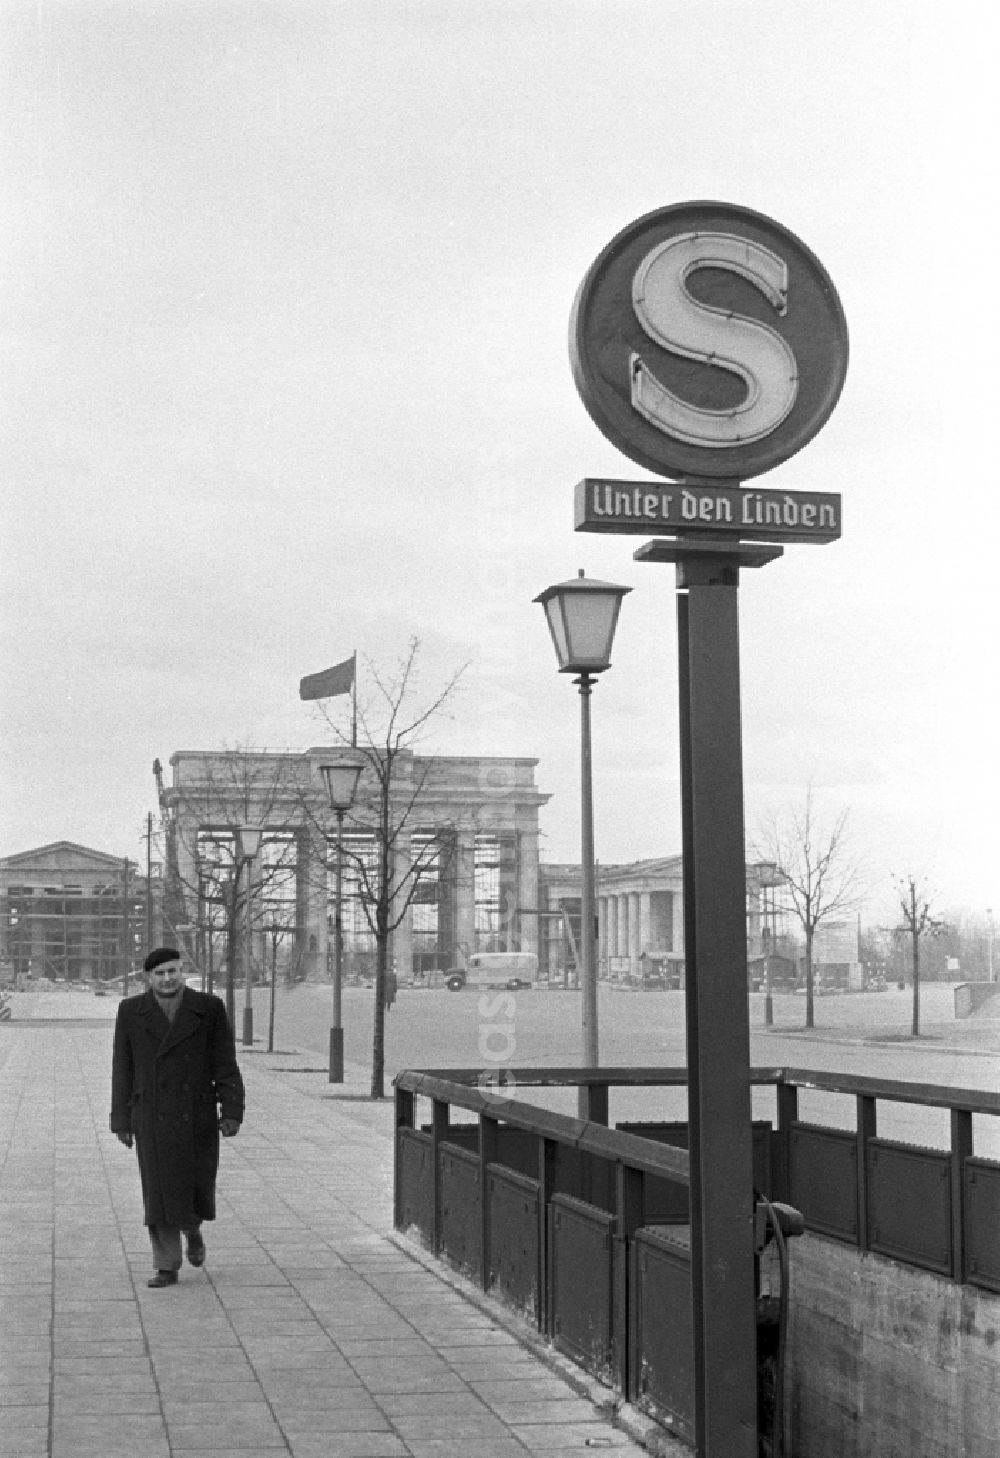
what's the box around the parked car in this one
[445,951,539,992]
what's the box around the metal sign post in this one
[639,537,782,1453]
[680,564,755,1454]
[568,201,849,1457]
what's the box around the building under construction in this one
[0,841,154,983]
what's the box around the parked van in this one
[445,951,538,992]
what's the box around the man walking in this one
[110,946,245,1288]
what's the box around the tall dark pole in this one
[764,884,774,1026]
[576,672,598,1112]
[242,855,255,1047]
[988,908,995,982]
[206,896,215,997]
[268,924,278,1054]
[672,548,761,1458]
[225,875,236,1029]
[910,879,921,1038]
[145,812,154,948]
[330,808,346,1083]
[121,858,130,996]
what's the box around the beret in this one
[143,946,181,973]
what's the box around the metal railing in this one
[394,1064,1000,1448]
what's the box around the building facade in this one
[538,856,775,986]
[0,841,153,983]
[160,747,551,983]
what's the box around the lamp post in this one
[764,886,774,1026]
[235,825,263,1047]
[197,863,213,994]
[266,918,285,1055]
[319,755,365,1082]
[535,570,630,1115]
[988,908,995,982]
[758,864,783,1027]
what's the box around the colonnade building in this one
[538,856,685,984]
[537,857,777,986]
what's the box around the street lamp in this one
[756,863,783,1027]
[235,824,263,1047]
[197,862,214,995]
[319,755,365,1082]
[535,569,631,1110]
[988,908,995,982]
[265,917,286,1055]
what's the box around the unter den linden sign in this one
[569,201,848,543]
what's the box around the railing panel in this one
[553,1142,616,1213]
[439,1142,481,1280]
[496,1127,541,1180]
[868,1140,951,1276]
[617,1120,775,1221]
[548,1194,615,1380]
[422,1120,478,1149]
[790,1124,858,1241]
[487,1164,540,1322]
[428,1122,537,1178]
[632,1226,696,1446]
[397,1129,434,1245]
[965,1158,1000,1293]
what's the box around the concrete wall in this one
[786,1234,1000,1457]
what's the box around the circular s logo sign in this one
[570,202,848,481]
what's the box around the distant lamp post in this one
[266,918,286,1055]
[197,863,214,995]
[988,908,995,982]
[320,755,365,1082]
[535,569,631,1110]
[235,825,263,1047]
[757,864,784,1027]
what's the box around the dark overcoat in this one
[110,988,245,1227]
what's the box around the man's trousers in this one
[147,1223,202,1272]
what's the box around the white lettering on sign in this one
[629,231,799,448]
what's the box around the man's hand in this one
[219,1118,240,1138]
[115,1131,133,1148]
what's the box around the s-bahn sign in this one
[575,478,841,543]
[569,201,848,487]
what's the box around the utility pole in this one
[145,812,154,948]
[121,858,131,995]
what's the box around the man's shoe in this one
[186,1235,206,1267]
[147,1270,178,1288]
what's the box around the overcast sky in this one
[2,1,997,920]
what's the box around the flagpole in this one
[351,649,357,748]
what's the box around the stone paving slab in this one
[0,1022,656,1458]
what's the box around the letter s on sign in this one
[630,232,799,448]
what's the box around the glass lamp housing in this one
[319,757,364,812]
[534,570,632,674]
[235,825,263,861]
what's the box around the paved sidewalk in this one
[0,1012,651,1458]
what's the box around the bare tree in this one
[156,749,301,1032]
[753,788,864,1028]
[892,874,944,1037]
[315,639,468,1098]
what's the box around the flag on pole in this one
[299,655,355,702]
